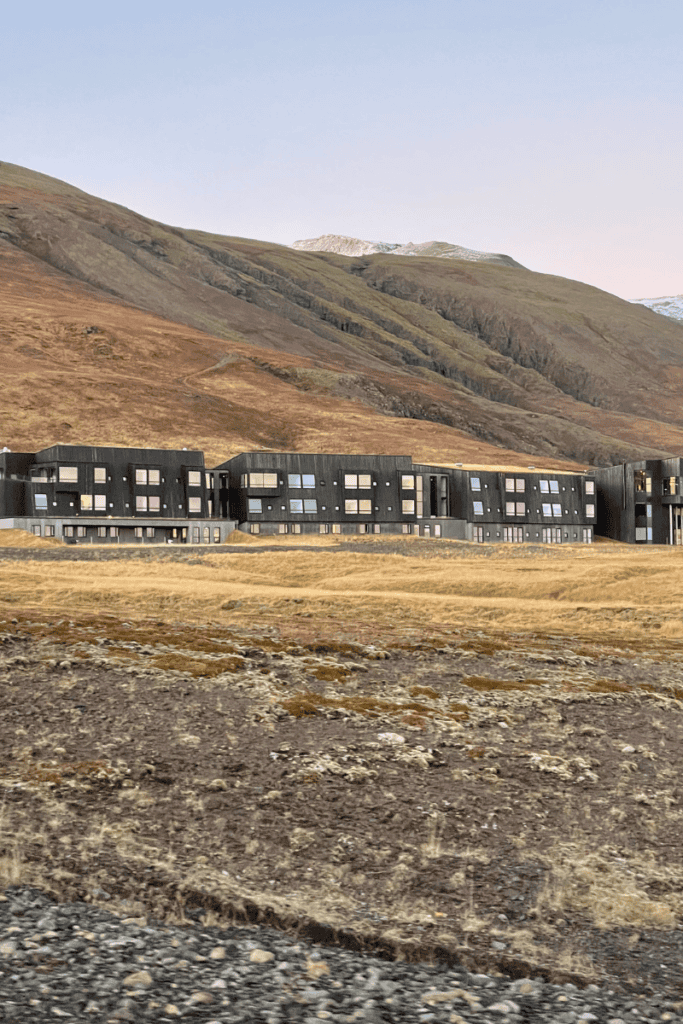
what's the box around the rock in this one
[122,969,153,988]
[209,945,226,958]
[249,948,274,963]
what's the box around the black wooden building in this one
[0,444,236,544]
[594,458,683,544]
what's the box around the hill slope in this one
[3,161,683,466]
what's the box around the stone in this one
[249,948,274,963]
[122,969,153,989]
[209,945,226,959]
[0,940,17,956]
[163,1006,181,1017]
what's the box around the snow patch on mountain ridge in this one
[291,234,525,268]
[634,295,683,323]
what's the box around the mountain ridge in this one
[291,233,525,268]
[3,161,683,467]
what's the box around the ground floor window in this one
[331,523,341,534]
[542,527,562,544]
[373,524,381,534]
[413,524,421,535]
[473,525,484,543]
[64,526,74,537]
[402,524,411,534]
[635,527,652,542]
[110,527,119,538]
[45,525,55,538]
[319,523,329,534]
[582,528,592,543]
[76,526,87,538]
[249,523,260,535]
[98,526,107,538]
[148,527,157,539]
[503,526,524,543]
[135,527,144,539]
[192,526,201,542]
[278,523,288,534]
[357,523,366,534]
[434,524,441,537]
[203,526,210,543]
[423,525,430,536]
[291,523,302,534]
[214,528,221,543]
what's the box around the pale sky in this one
[3,0,682,300]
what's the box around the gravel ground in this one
[1,886,680,1024]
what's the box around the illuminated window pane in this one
[470,477,481,491]
[136,495,148,512]
[358,499,372,513]
[188,497,202,513]
[288,474,301,487]
[344,474,357,488]
[303,499,317,513]
[358,474,372,489]
[473,501,484,516]
[345,499,358,514]
[94,494,107,511]
[302,474,315,488]
[402,475,415,490]
[248,498,262,513]
[187,471,202,487]
[59,466,78,483]
[290,499,304,513]
[402,499,415,514]
[94,467,106,484]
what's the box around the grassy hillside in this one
[3,161,683,465]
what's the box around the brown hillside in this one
[3,161,683,465]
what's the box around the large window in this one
[188,497,202,513]
[135,469,148,485]
[345,474,371,489]
[359,499,372,514]
[402,475,415,490]
[248,498,262,513]
[248,472,278,488]
[402,499,415,514]
[549,480,560,494]
[472,501,484,516]
[288,474,301,487]
[586,504,595,518]
[148,496,160,513]
[304,499,317,513]
[505,501,515,516]
[136,495,148,512]
[94,467,107,484]
[585,480,595,495]
[59,466,78,483]
[149,469,160,486]
[290,499,303,514]
[542,503,552,517]
[34,493,48,510]
[94,494,106,512]
[80,494,93,511]
[552,504,562,517]
[187,471,202,487]
[470,477,481,491]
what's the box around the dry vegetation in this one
[2,538,683,995]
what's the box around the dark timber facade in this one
[594,458,683,545]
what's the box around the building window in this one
[358,474,371,488]
[110,527,118,538]
[76,526,87,538]
[135,469,147,485]
[586,504,595,518]
[149,469,161,486]
[549,480,560,493]
[344,474,357,488]
[473,525,484,543]
[278,523,288,534]
[144,527,154,539]
[249,472,278,487]
[288,474,301,487]
[331,524,341,534]
[345,499,358,514]
[402,524,411,534]
[191,527,200,542]
[434,524,441,537]
[552,504,562,517]
[248,498,262,513]
[94,494,107,511]
[136,495,148,512]
[32,525,41,536]
[94,467,106,484]
[473,501,484,516]
[135,527,144,539]
[358,499,372,514]
[64,526,74,537]
[80,494,93,511]
[402,475,415,490]
[59,466,78,483]
[540,480,549,493]
[646,504,652,518]
[290,499,303,514]
[188,497,202,513]
[304,499,317,513]
[585,480,595,495]
[319,523,329,534]
[542,503,552,516]
[470,477,481,491]
[357,523,367,534]
[505,478,515,492]
[516,503,525,516]
[635,527,647,542]
[373,524,381,533]
[291,523,302,534]
[402,499,415,514]
[148,495,160,513]
[424,524,431,537]
[34,493,48,510]
[634,471,652,494]
[214,528,221,543]
[187,471,202,487]
[413,524,421,534]
[98,527,107,537]
[582,528,592,543]
[505,501,516,516]
[302,474,315,488]
[45,525,54,537]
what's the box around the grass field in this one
[2,536,683,993]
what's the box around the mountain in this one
[634,295,683,323]
[3,160,683,467]
[291,234,525,268]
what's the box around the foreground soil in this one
[2,541,683,999]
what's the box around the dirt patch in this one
[2,604,683,997]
